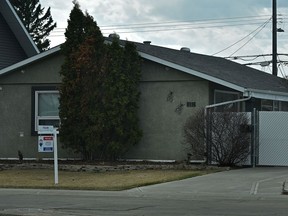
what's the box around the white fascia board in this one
[138,52,245,93]
[244,88,288,101]
[0,46,60,76]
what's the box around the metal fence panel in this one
[258,111,288,166]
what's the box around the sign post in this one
[38,126,59,185]
[53,128,59,184]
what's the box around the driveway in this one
[128,167,288,198]
[1,167,288,216]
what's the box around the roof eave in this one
[244,88,288,101]
[139,51,246,93]
[0,46,60,76]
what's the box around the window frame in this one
[214,90,240,112]
[261,99,288,111]
[31,86,60,135]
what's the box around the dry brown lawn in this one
[0,169,216,190]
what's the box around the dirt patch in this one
[0,161,227,173]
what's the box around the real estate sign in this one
[38,135,54,152]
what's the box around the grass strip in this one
[0,169,217,191]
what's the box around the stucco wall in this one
[0,55,209,161]
[0,54,63,84]
[0,54,76,159]
[125,60,209,161]
[0,84,32,158]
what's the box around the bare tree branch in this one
[183,109,251,166]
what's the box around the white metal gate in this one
[258,111,288,166]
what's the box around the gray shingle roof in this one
[2,36,288,100]
[131,41,288,94]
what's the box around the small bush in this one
[183,109,251,166]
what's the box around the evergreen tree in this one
[100,40,142,160]
[120,42,142,155]
[59,1,104,159]
[60,1,142,161]
[10,0,57,51]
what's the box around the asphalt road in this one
[1,167,288,216]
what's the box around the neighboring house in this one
[1,0,288,161]
[120,40,288,160]
[0,0,39,69]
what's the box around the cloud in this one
[43,0,288,65]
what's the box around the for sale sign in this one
[38,135,54,152]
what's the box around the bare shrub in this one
[183,109,251,166]
[182,109,206,160]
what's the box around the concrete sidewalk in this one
[128,167,288,198]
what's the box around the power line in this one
[230,54,288,67]
[263,54,272,74]
[50,14,287,33]
[228,19,270,57]
[50,15,274,35]
[101,18,270,31]
[212,17,271,56]
[243,60,288,66]
[225,54,271,59]
[49,21,272,36]
[225,53,288,60]
[278,55,287,78]
[100,15,272,28]
[103,22,270,34]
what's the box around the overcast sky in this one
[41,0,288,76]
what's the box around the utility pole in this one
[272,0,277,76]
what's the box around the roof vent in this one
[180,47,190,52]
[143,41,151,45]
[109,33,120,39]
